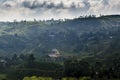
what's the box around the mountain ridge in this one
[0,15,119,58]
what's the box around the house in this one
[48,49,61,58]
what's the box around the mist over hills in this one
[0,15,120,58]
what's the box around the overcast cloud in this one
[0,0,120,21]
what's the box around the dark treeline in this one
[0,53,120,80]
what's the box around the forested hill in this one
[0,15,120,58]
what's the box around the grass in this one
[0,74,7,80]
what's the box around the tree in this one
[26,54,35,68]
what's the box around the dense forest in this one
[0,15,120,80]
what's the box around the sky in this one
[0,0,120,21]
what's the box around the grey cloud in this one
[0,0,16,9]
[21,0,89,10]
[21,0,67,10]
[69,0,91,15]
[102,0,109,5]
[3,3,12,8]
[22,0,44,9]
[70,2,77,8]
[82,0,91,11]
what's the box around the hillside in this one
[0,15,120,80]
[0,15,120,58]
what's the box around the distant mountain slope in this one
[0,15,120,58]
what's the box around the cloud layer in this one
[0,0,120,21]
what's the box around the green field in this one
[0,74,7,80]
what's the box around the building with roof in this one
[48,49,61,58]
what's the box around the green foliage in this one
[6,55,64,80]
[23,76,52,80]
[79,77,91,80]
[62,77,77,80]
[64,59,90,77]
[0,74,7,80]
[23,76,92,80]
